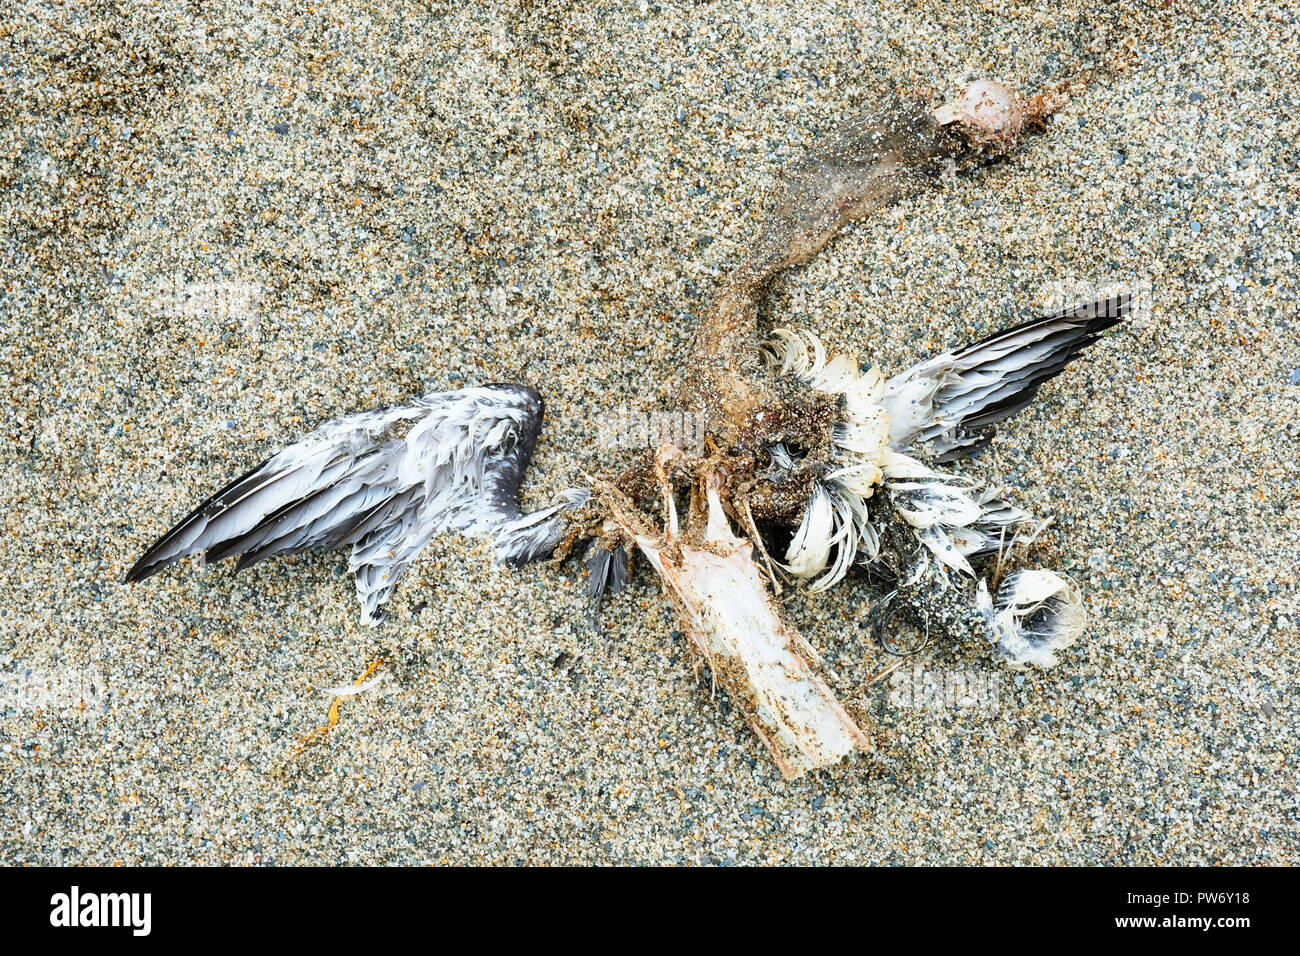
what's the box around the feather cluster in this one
[765,329,890,590]
[976,570,1086,669]
[126,384,585,624]
[765,325,1089,670]
[880,448,1036,579]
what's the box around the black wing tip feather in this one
[978,291,1131,398]
[927,292,1131,461]
[123,555,163,584]
[123,458,274,585]
[1040,290,1133,325]
[584,544,630,605]
[959,291,1132,356]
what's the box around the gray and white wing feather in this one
[126,383,583,624]
[881,293,1131,461]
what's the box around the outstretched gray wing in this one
[881,293,1130,461]
[126,383,584,624]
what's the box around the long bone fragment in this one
[601,476,870,779]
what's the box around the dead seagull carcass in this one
[126,81,1130,779]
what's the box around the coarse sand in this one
[1,0,1296,863]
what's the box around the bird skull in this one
[932,80,1027,148]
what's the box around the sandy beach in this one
[1,0,1296,864]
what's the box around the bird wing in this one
[126,383,576,624]
[880,293,1131,461]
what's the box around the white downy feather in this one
[887,480,985,530]
[765,328,888,589]
[879,447,1040,583]
[318,673,389,698]
[976,570,1086,669]
[783,483,836,580]
[917,524,975,577]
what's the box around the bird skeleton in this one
[127,80,1129,779]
